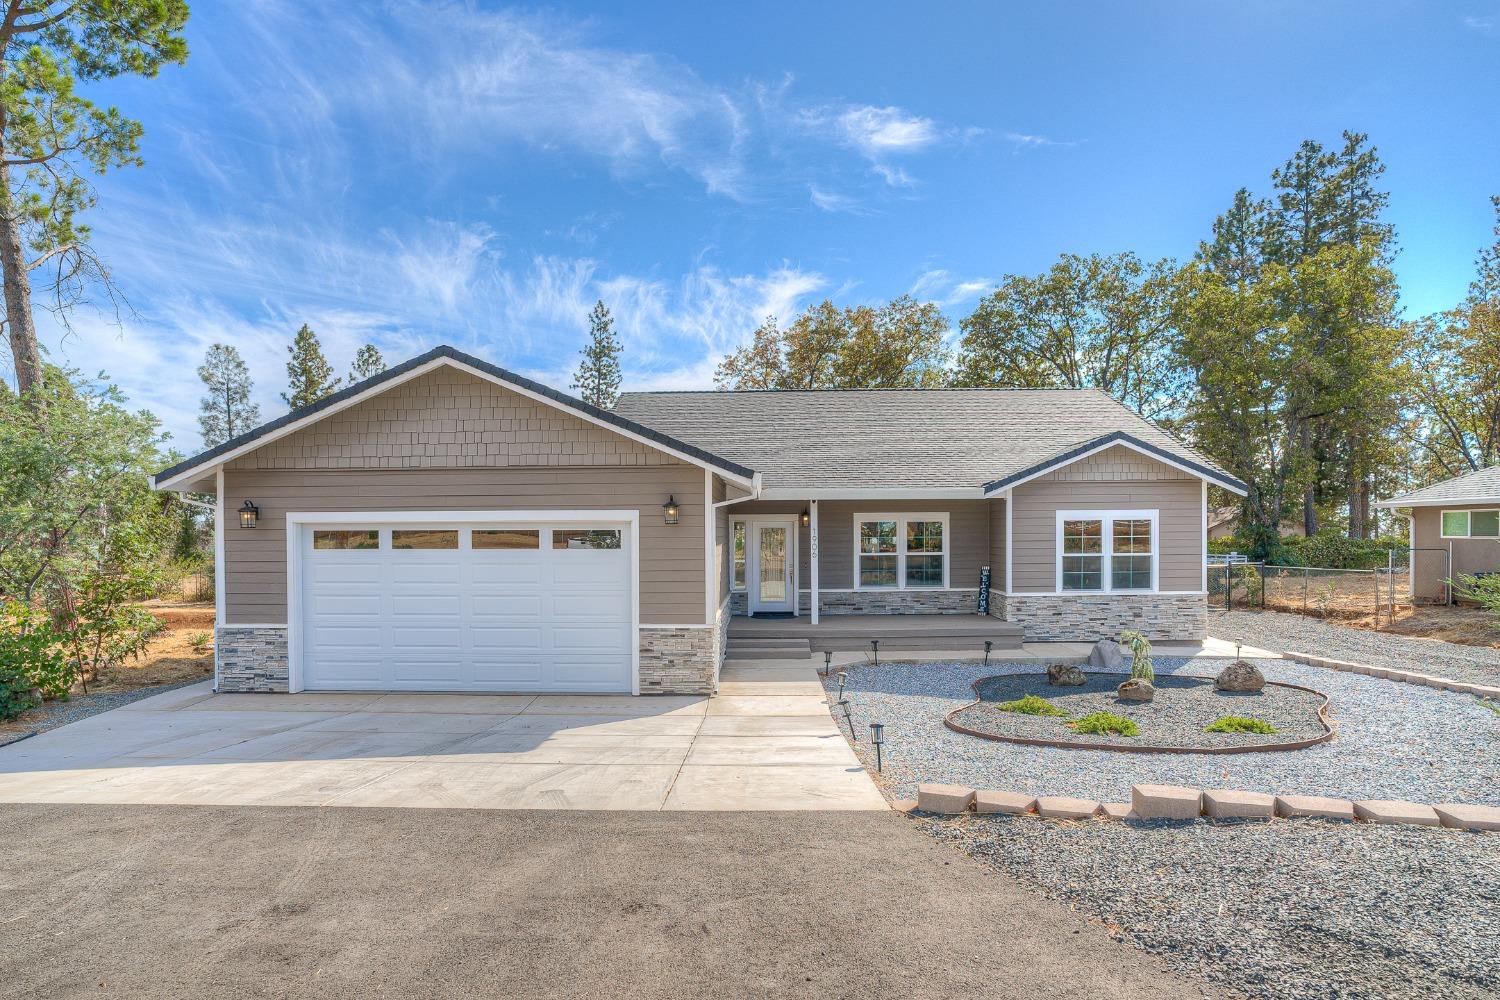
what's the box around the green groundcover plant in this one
[1205,716,1278,734]
[1068,711,1139,737]
[995,693,1068,717]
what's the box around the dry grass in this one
[0,601,215,737]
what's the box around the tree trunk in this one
[1347,466,1366,539]
[0,166,43,399]
[1302,486,1317,537]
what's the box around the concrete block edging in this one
[1282,651,1500,702]
[912,782,1498,833]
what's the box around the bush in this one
[1205,716,1278,734]
[995,694,1068,717]
[1119,630,1154,682]
[0,600,74,721]
[1453,574,1500,630]
[1068,712,1139,737]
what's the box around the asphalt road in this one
[0,804,1230,1000]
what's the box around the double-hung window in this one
[730,520,747,591]
[1441,509,1500,538]
[1057,510,1158,593]
[855,513,948,589]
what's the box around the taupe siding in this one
[722,499,993,591]
[228,367,679,471]
[713,476,729,603]
[1411,504,1500,601]
[1011,447,1204,592]
[223,466,706,624]
[990,497,1008,590]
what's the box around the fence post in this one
[1302,567,1309,613]
[1388,549,1395,620]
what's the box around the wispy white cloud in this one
[910,268,993,307]
[1463,15,1497,35]
[1004,131,1074,152]
[809,186,864,213]
[826,105,941,157]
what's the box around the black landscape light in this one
[839,698,856,740]
[869,722,885,771]
[662,495,680,525]
[1234,637,1244,661]
[238,500,259,528]
[871,639,879,665]
[822,650,833,675]
[984,639,993,666]
[835,671,848,702]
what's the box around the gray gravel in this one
[824,657,1500,804]
[1214,609,1500,687]
[927,813,1500,1000]
[0,679,204,747]
[952,672,1327,750]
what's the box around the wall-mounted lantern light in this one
[662,495,680,525]
[238,500,260,528]
[800,508,811,527]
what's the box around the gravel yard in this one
[927,814,1500,1000]
[1213,609,1500,687]
[824,657,1500,804]
[951,672,1328,750]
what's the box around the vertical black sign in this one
[978,565,991,615]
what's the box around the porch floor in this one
[728,613,1024,653]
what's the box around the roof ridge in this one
[618,386,1113,396]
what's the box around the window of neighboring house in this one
[1442,509,1500,538]
[855,514,949,589]
[1057,511,1158,593]
[731,521,747,591]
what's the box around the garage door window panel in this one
[553,528,622,550]
[472,529,540,550]
[313,529,380,550]
[391,529,459,549]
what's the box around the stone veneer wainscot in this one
[216,625,290,692]
[989,591,1207,641]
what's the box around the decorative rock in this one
[1353,799,1442,827]
[1214,659,1266,693]
[1088,640,1125,670]
[916,783,975,814]
[1098,802,1136,820]
[1046,662,1087,686]
[1432,803,1500,832]
[974,790,1036,815]
[1116,678,1155,702]
[1132,784,1202,820]
[1035,796,1101,820]
[1202,788,1275,820]
[1275,794,1355,821]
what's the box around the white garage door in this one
[298,521,634,692]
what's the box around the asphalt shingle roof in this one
[613,388,1240,492]
[1378,465,1500,507]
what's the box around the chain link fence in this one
[1208,550,1441,624]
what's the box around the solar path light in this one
[869,723,885,772]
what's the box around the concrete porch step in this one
[726,638,812,662]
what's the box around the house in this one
[150,345,1245,697]
[1206,506,1306,541]
[1376,465,1500,603]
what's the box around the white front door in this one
[298,520,634,692]
[749,519,796,614]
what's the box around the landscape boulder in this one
[1046,662,1087,687]
[1088,639,1125,670]
[1116,678,1155,702]
[1215,660,1266,693]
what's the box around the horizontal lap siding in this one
[224,466,706,625]
[1012,447,1203,592]
[721,499,992,590]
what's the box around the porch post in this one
[810,500,820,625]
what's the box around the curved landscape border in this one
[943,673,1335,755]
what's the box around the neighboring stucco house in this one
[1206,506,1306,541]
[1377,465,1500,604]
[151,345,1245,697]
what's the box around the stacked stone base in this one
[638,626,717,695]
[216,626,291,692]
[988,591,1207,641]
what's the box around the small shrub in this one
[1068,711,1139,737]
[0,600,74,720]
[189,631,213,654]
[995,694,1068,717]
[1205,715,1278,735]
[1119,630,1154,682]
[1452,574,1500,630]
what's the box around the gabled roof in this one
[151,346,757,491]
[1376,465,1500,508]
[613,387,1245,496]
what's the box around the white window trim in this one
[729,518,748,593]
[1440,508,1500,539]
[1055,509,1160,594]
[852,512,951,591]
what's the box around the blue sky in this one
[30,1,1500,453]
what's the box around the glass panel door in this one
[758,526,787,603]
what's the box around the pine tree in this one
[571,300,623,409]
[197,343,261,448]
[348,343,387,383]
[282,324,341,410]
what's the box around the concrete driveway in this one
[0,660,885,811]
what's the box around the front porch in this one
[726,612,1024,660]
